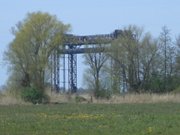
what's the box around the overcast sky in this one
[1,0,180,88]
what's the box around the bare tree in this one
[83,44,109,98]
[159,26,172,91]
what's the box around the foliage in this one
[173,86,180,93]
[94,88,112,99]
[110,25,179,93]
[0,103,180,135]
[5,11,70,91]
[21,87,49,104]
[111,26,147,92]
[75,95,87,103]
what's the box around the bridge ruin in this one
[50,29,123,93]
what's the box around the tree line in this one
[4,12,180,102]
[84,26,180,98]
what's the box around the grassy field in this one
[0,103,180,135]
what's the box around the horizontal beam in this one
[60,47,108,54]
[63,29,122,46]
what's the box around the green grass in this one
[0,103,180,135]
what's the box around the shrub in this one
[21,87,49,104]
[172,86,180,94]
[75,96,87,103]
[95,89,112,99]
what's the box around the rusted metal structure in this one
[51,29,122,93]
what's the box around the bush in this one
[95,89,112,99]
[21,87,49,104]
[75,96,87,103]
[172,86,180,94]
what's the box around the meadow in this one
[0,103,180,135]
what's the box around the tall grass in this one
[0,90,28,105]
[47,91,180,104]
[1,88,180,105]
[107,93,180,104]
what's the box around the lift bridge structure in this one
[50,29,123,93]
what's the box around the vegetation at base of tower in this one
[0,103,180,135]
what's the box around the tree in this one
[159,26,176,91]
[111,25,143,92]
[83,44,109,98]
[172,35,180,91]
[175,35,180,74]
[5,12,70,94]
[110,25,161,93]
[138,33,158,91]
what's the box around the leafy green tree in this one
[111,25,160,93]
[138,33,158,91]
[5,12,70,94]
[111,25,143,92]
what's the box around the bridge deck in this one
[63,29,122,46]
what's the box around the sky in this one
[1,0,180,88]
